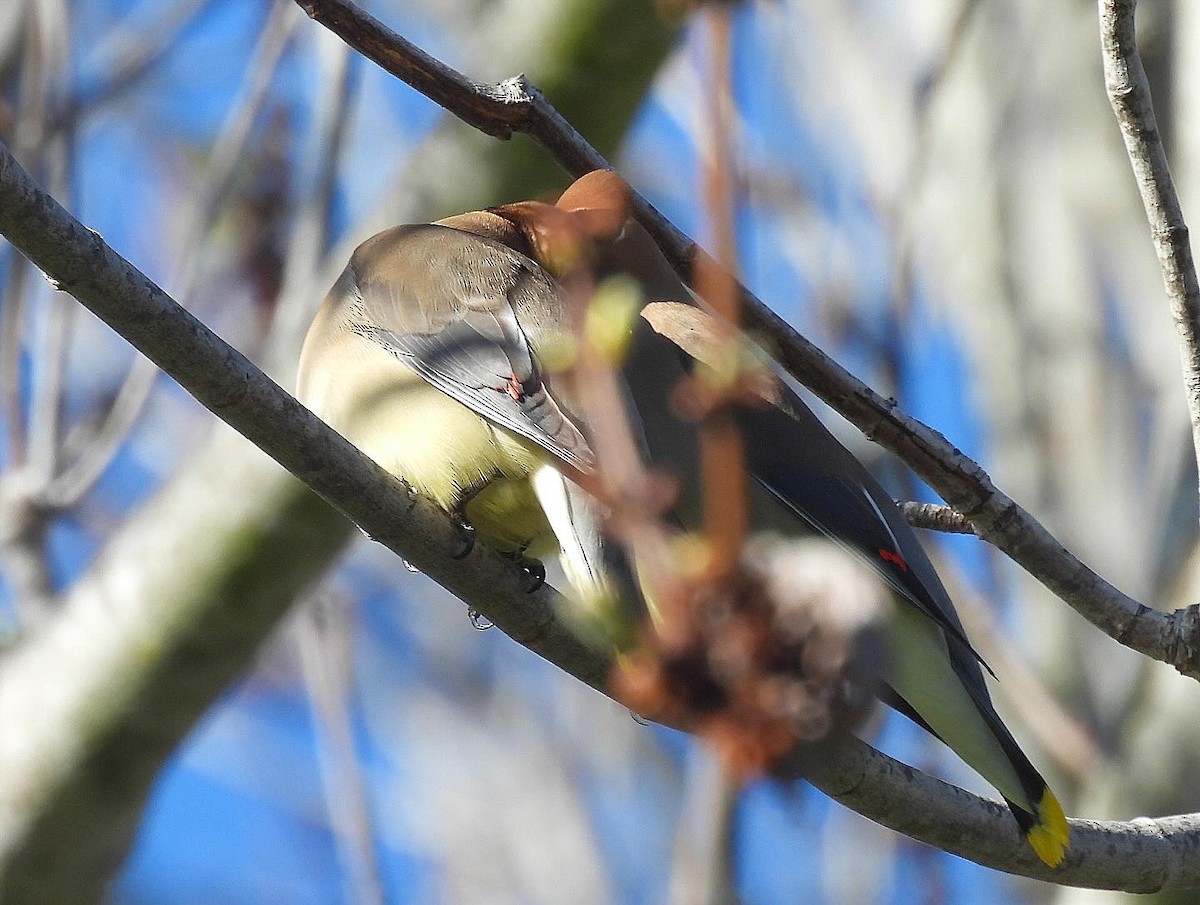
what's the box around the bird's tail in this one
[957,670,1071,867]
[1018,787,1070,867]
[531,464,646,646]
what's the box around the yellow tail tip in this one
[1027,789,1070,867]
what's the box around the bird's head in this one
[471,170,634,279]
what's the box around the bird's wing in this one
[740,402,992,676]
[344,224,594,471]
[639,300,992,681]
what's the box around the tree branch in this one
[0,143,605,689]
[0,4,682,896]
[4,125,1200,889]
[1099,0,1200,506]
[294,0,1200,678]
[794,734,1200,893]
[0,141,603,902]
[899,501,977,535]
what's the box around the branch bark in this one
[899,501,976,535]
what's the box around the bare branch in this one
[899,501,976,535]
[5,121,1200,890]
[1099,0,1200,501]
[794,733,1200,893]
[39,0,305,509]
[297,594,385,905]
[0,143,605,690]
[293,0,1200,679]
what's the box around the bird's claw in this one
[499,551,545,592]
[520,558,545,593]
[450,518,476,559]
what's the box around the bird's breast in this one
[298,328,553,554]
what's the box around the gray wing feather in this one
[343,224,594,470]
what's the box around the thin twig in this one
[263,25,356,369]
[297,593,385,905]
[899,501,976,535]
[695,5,747,579]
[44,0,215,137]
[40,0,304,508]
[293,0,1200,678]
[1099,0,1200,504]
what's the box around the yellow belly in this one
[298,328,555,554]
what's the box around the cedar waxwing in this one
[296,171,1070,867]
[296,213,617,602]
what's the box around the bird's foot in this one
[402,480,419,512]
[450,517,476,559]
[518,557,546,593]
[499,550,545,592]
